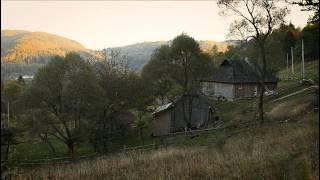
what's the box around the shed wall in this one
[153,110,172,136]
[172,96,211,131]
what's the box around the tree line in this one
[1,34,216,160]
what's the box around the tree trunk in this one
[139,128,144,145]
[46,138,56,153]
[258,42,267,124]
[67,141,74,158]
[5,141,10,161]
[39,134,56,153]
[188,97,193,126]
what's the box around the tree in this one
[218,0,288,123]
[142,34,215,103]
[2,79,25,127]
[141,45,179,104]
[142,34,215,126]
[170,33,203,94]
[94,49,141,152]
[20,53,101,156]
[301,23,319,61]
[1,127,17,161]
[290,0,319,23]
[19,109,57,153]
[131,77,154,144]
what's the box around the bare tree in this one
[218,0,288,123]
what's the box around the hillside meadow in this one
[9,109,319,179]
[5,65,319,179]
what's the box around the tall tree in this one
[20,53,101,156]
[170,33,203,94]
[95,49,140,152]
[290,0,319,23]
[141,45,179,104]
[218,0,288,123]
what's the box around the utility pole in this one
[291,47,294,75]
[301,39,305,79]
[286,53,289,79]
[286,53,289,70]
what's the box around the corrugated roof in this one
[153,102,173,114]
[153,94,215,115]
[200,59,278,83]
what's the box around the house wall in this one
[265,83,277,90]
[153,110,172,136]
[234,84,257,99]
[202,82,277,100]
[201,82,235,100]
[172,96,211,131]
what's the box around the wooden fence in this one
[2,143,158,167]
[2,116,295,168]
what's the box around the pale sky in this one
[1,1,313,49]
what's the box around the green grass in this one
[11,137,94,160]
[277,60,319,82]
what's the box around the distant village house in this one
[199,59,278,100]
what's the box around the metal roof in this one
[153,102,173,114]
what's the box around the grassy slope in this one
[6,60,319,179]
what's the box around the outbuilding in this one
[152,94,216,136]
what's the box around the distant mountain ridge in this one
[108,40,238,70]
[1,29,239,72]
[1,30,94,64]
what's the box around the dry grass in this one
[267,101,312,121]
[8,112,319,180]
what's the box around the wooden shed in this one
[199,59,278,100]
[152,94,216,136]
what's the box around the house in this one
[152,94,217,136]
[199,59,278,100]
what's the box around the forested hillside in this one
[108,40,235,71]
[1,30,93,64]
[1,30,236,78]
[1,30,98,80]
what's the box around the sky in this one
[1,1,314,50]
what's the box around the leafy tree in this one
[2,79,25,127]
[142,34,215,102]
[169,33,203,94]
[143,34,215,126]
[94,49,141,152]
[289,0,319,23]
[218,0,288,123]
[1,127,17,161]
[141,45,179,104]
[20,53,101,156]
[301,23,319,61]
[131,77,155,145]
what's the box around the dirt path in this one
[268,85,318,103]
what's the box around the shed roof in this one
[200,59,278,83]
[153,94,214,115]
[153,102,173,114]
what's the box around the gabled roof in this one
[200,59,278,83]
